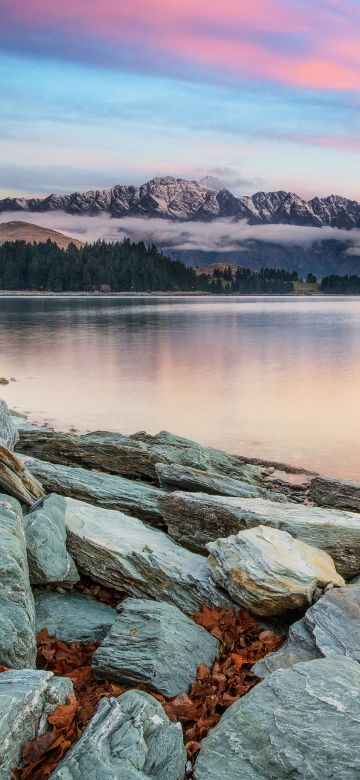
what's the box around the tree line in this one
[0,239,199,292]
[0,240,296,293]
[320,275,360,294]
[1,238,360,293]
[209,266,295,293]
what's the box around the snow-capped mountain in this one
[1,176,360,229]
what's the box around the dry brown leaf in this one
[10,599,285,779]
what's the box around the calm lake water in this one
[0,295,359,480]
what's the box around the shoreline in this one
[1,398,360,778]
[0,290,329,298]
[12,407,317,486]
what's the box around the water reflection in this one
[0,295,359,479]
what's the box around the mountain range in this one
[1,176,360,229]
[1,177,360,277]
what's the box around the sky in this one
[0,0,360,200]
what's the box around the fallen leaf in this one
[14,591,285,779]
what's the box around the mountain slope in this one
[173,239,360,279]
[0,221,83,249]
[1,177,360,229]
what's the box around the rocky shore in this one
[1,399,360,778]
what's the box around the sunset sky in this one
[1,0,360,199]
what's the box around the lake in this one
[0,295,359,480]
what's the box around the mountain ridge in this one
[1,177,360,230]
[0,221,83,249]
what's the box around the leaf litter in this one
[8,590,284,779]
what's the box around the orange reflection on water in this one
[0,295,359,479]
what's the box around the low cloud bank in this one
[1,211,360,255]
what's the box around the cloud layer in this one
[1,211,360,254]
[2,0,360,91]
[1,1,360,201]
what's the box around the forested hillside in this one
[0,238,199,292]
[1,237,359,294]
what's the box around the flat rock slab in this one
[0,398,18,450]
[156,462,282,500]
[310,475,360,512]
[207,524,344,616]
[0,669,73,778]
[24,494,79,587]
[92,598,219,696]
[17,425,163,483]
[49,690,186,780]
[162,492,360,577]
[17,424,265,488]
[133,429,263,483]
[0,445,44,506]
[253,585,360,678]
[63,496,233,614]
[22,455,165,526]
[194,656,360,780]
[35,590,116,643]
[0,494,36,668]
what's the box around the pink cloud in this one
[2,0,360,91]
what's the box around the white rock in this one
[207,524,344,616]
[63,496,233,614]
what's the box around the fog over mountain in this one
[1,177,360,276]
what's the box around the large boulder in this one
[161,492,360,577]
[22,455,165,526]
[24,494,79,587]
[0,494,36,668]
[49,690,186,780]
[0,445,44,506]
[34,590,116,643]
[310,475,360,512]
[207,525,344,616]
[92,598,219,697]
[156,462,282,500]
[253,585,360,678]
[194,656,360,779]
[0,669,74,779]
[63,496,233,614]
[0,398,18,450]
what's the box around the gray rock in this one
[207,525,344,616]
[24,494,79,587]
[310,475,360,512]
[0,398,18,450]
[34,590,116,643]
[63,496,233,614]
[0,668,74,779]
[162,492,360,576]
[133,429,263,483]
[253,585,360,678]
[16,425,265,488]
[349,573,360,584]
[22,455,165,526]
[194,656,360,780]
[0,494,36,668]
[0,445,44,506]
[156,462,283,500]
[16,425,163,483]
[92,598,219,696]
[49,690,186,780]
